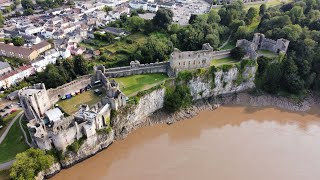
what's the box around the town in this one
[1,0,319,179]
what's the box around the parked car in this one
[10,109,17,114]
[0,109,5,112]
[2,113,8,117]
[4,105,10,109]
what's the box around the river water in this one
[53,105,320,180]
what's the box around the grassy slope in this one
[211,57,239,66]
[114,73,169,96]
[0,115,29,163]
[0,110,22,137]
[57,89,104,114]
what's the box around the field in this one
[211,57,239,66]
[57,89,104,115]
[0,114,29,163]
[114,73,169,97]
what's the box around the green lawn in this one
[0,114,29,163]
[211,57,239,66]
[257,50,278,58]
[114,73,169,96]
[57,89,104,115]
[0,110,22,137]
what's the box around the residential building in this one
[0,61,11,75]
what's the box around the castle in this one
[18,33,289,151]
[18,68,126,151]
[236,33,290,60]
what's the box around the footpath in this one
[0,111,32,171]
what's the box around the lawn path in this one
[0,111,23,144]
[0,160,14,171]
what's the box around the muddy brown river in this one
[53,105,320,180]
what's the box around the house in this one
[0,41,52,61]
[0,43,38,60]
[103,27,130,36]
[31,49,60,72]
[0,61,11,75]
[31,41,52,55]
[0,65,35,89]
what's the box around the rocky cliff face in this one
[112,88,165,139]
[61,130,115,168]
[189,65,257,100]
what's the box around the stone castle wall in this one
[47,75,92,104]
[104,62,169,78]
[169,43,231,72]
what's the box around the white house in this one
[25,26,44,36]
[0,65,35,89]
[31,49,60,72]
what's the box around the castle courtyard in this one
[57,88,105,115]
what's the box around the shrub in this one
[164,85,192,113]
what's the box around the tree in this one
[245,7,258,25]
[10,148,54,180]
[103,5,113,14]
[230,47,245,60]
[21,0,33,9]
[205,34,220,49]
[207,9,221,24]
[0,12,4,28]
[259,4,267,16]
[12,36,25,46]
[73,55,89,76]
[62,59,76,79]
[24,8,34,15]
[139,36,173,63]
[152,8,173,29]
[288,6,305,24]
[262,62,283,93]
[126,16,145,32]
[164,85,192,113]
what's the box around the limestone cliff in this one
[189,64,257,100]
[61,130,115,168]
[112,88,165,139]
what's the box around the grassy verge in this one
[0,110,22,137]
[211,57,239,66]
[57,89,104,115]
[114,73,169,96]
[0,115,29,163]
[20,117,32,143]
